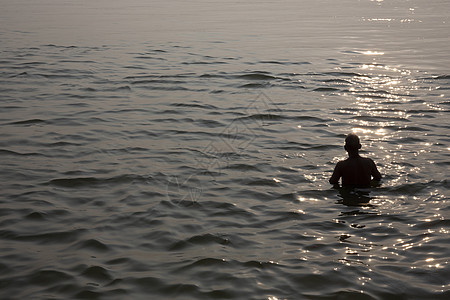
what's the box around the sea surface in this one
[0,0,449,299]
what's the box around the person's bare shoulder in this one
[336,160,347,169]
[361,157,375,165]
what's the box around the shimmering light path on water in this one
[0,0,449,299]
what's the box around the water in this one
[0,0,449,299]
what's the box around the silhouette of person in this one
[329,134,381,188]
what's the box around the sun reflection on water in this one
[362,50,384,56]
[336,56,441,188]
[319,45,446,294]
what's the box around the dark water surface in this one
[1,0,449,299]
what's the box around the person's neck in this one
[347,151,360,158]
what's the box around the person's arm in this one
[329,162,342,185]
[371,159,382,181]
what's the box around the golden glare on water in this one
[337,55,441,190]
[346,62,417,129]
[297,196,319,202]
[351,127,389,136]
[362,50,384,55]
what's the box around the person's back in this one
[329,134,381,188]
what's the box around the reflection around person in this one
[330,134,382,205]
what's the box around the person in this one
[329,133,382,188]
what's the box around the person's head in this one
[344,133,361,152]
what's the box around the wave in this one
[168,233,231,250]
[235,114,330,123]
[170,102,218,109]
[0,228,85,244]
[353,115,410,122]
[0,149,45,157]
[237,73,279,80]
[258,60,311,65]
[239,83,269,88]
[72,239,110,252]
[182,61,228,65]
[47,175,152,188]
[313,87,340,92]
